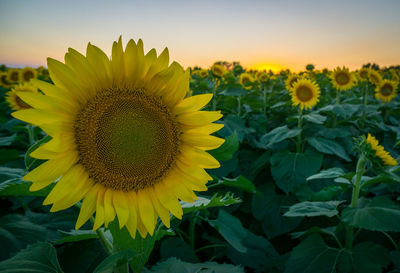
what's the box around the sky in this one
[0,0,399,72]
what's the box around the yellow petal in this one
[30,79,72,104]
[86,43,112,88]
[24,151,78,183]
[183,123,224,135]
[76,183,100,230]
[29,180,54,191]
[176,160,213,182]
[125,191,138,238]
[174,93,213,115]
[29,145,59,159]
[111,37,125,84]
[154,182,183,219]
[179,146,220,169]
[177,111,222,127]
[136,189,156,236]
[162,69,189,107]
[182,134,225,150]
[136,210,148,239]
[112,190,130,228]
[148,188,170,228]
[103,189,116,227]
[12,109,62,126]
[93,186,106,231]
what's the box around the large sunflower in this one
[12,38,225,238]
[366,134,397,166]
[20,67,37,82]
[330,67,357,91]
[290,78,320,110]
[6,82,38,111]
[375,79,398,102]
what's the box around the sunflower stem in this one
[296,108,303,154]
[335,89,340,105]
[263,85,267,117]
[361,83,369,128]
[212,79,219,111]
[27,125,35,145]
[89,217,113,255]
[237,96,242,117]
[345,155,366,250]
[114,263,129,273]
[189,211,199,249]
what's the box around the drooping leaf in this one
[93,250,136,273]
[209,132,239,161]
[307,137,351,161]
[260,125,301,148]
[213,175,256,193]
[341,197,400,232]
[0,133,17,147]
[56,230,98,244]
[284,201,344,217]
[181,192,241,214]
[302,113,327,124]
[307,167,345,181]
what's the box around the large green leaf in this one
[260,125,301,148]
[213,175,256,193]
[307,167,345,181]
[302,113,326,124]
[284,234,340,273]
[56,230,98,244]
[148,257,244,273]
[209,132,239,161]
[181,192,241,214]
[93,250,136,273]
[0,242,63,273]
[160,237,199,263]
[0,134,17,147]
[307,137,351,161]
[284,201,344,217]
[341,197,400,232]
[270,149,323,193]
[0,178,53,197]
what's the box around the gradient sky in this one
[1,0,399,72]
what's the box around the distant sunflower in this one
[211,64,226,78]
[199,69,208,79]
[0,72,11,88]
[389,69,399,83]
[368,70,383,86]
[20,67,37,82]
[290,78,320,110]
[357,67,370,82]
[240,72,254,89]
[7,69,20,83]
[330,67,357,91]
[285,74,300,91]
[375,79,398,102]
[366,134,397,166]
[12,38,225,238]
[6,82,38,111]
[257,71,269,83]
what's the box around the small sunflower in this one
[0,72,11,88]
[375,79,398,102]
[366,134,397,166]
[285,74,300,91]
[233,65,243,75]
[20,67,37,82]
[357,67,370,82]
[7,69,20,83]
[239,72,254,90]
[12,38,225,238]
[368,70,383,86]
[211,64,226,78]
[330,67,357,91]
[199,69,208,79]
[290,78,320,110]
[389,69,399,83]
[6,82,38,111]
[257,71,269,83]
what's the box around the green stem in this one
[381,231,399,249]
[263,85,267,117]
[195,244,226,253]
[27,125,35,145]
[361,83,369,128]
[189,212,198,249]
[114,263,129,273]
[345,155,366,250]
[89,217,113,255]
[335,89,340,105]
[296,108,303,154]
[237,96,242,117]
[212,79,218,111]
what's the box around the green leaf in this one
[341,197,400,232]
[0,242,63,273]
[56,230,98,244]
[148,257,244,273]
[0,148,20,164]
[302,113,326,124]
[93,250,136,273]
[208,132,239,161]
[181,192,241,214]
[284,234,340,273]
[284,201,344,217]
[270,149,323,193]
[307,137,351,161]
[307,167,345,181]
[260,125,301,148]
[221,88,247,97]
[319,104,360,118]
[25,135,51,170]
[208,210,248,253]
[0,133,17,146]
[214,175,256,193]
[0,178,53,197]
[0,166,24,181]
[160,237,199,263]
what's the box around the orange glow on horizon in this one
[249,63,287,73]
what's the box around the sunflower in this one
[6,82,38,111]
[211,64,226,78]
[368,70,383,86]
[20,67,37,82]
[0,72,11,88]
[366,134,397,166]
[389,69,399,83]
[357,67,370,82]
[240,72,254,90]
[375,79,398,102]
[290,78,320,110]
[7,69,20,83]
[285,74,300,91]
[12,38,225,238]
[257,71,269,83]
[330,67,357,91]
[199,69,208,79]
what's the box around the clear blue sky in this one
[1,0,399,71]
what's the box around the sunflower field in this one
[0,39,399,273]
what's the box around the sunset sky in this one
[1,0,399,72]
